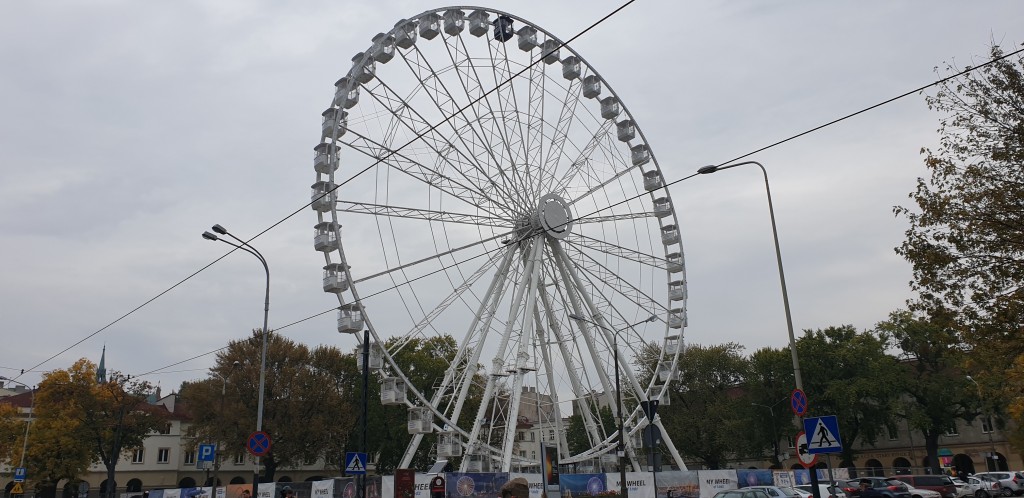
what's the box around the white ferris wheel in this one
[311,6,688,473]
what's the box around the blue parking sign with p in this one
[198,444,217,462]
[14,467,26,482]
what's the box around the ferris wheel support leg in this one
[550,240,620,403]
[536,288,572,458]
[461,239,540,471]
[399,248,518,470]
[548,241,609,448]
[500,238,546,471]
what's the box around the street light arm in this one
[1,377,34,469]
[695,161,803,392]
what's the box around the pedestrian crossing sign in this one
[345,452,367,475]
[803,415,842,454]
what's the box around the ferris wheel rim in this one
[313,5,688,470]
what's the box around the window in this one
[548,430,555,441]
[787,437,795,449]
[184,450,196,465]
[131,449,144,464]
[234,453,245,465]
[158,448,170,464]
[529,432,535,442]
[888,426,899,440]
[982,416,994,433]
[158,423,172,435]
[945,421,959,436]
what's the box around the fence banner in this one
[697,470,737,498]
[772,471,795,487]
[257,483,276,498]
[737,470,773,487]
[312,480,334,498]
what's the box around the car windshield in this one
[885,480,906,487]
[778,487,801,496]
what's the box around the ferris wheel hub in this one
[536,193,573,240]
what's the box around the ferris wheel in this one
[311,6,688,472]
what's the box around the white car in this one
[795,484,847,498]
[962,476,1004,498]
[906,483,944,498]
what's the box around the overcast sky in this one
[1,1,1022,393]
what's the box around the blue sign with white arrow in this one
[803,415,842,454]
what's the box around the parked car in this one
[904,484,944,498]
[796,483,848,498]
[744,486,807,498]
[714,490,772,498]
[961,475,1004,498]
[974,472,1024,496]
[842,478,912,498]
[889,475,958,498]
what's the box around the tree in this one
[797,325,902,467]
[180,330,357,482]
[564,405,616,457]
[877,310,981,474]
[746,347,800,467]
[30,359,164,498]
[894,44,1024,421]
[0,402,24,467]
[26,360,94,498]
[646,342,752,469]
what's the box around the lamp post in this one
[751,397,787,465]
[203,225,270,498]
[212,361,240,497]
[568,314,657,498]
[697,161,803,392]
[967,375,997,471]
[0,377,33,470]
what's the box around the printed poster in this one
[559,473,607,498]
[697,470,737,498]
[737,470,773,487]
[312,479,335,498]
[446,473,509,498]
[773,472,794,487]
[510,472,544,498]
[652,470,700,498]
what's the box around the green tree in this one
[648,342,751,469]
[877,310,980,474]
[894,44,1024,429]
[180,330,358,482]
[564,405,616,457]
[797,326,902,466]
[746,347,799,467]
[0,402,25,468]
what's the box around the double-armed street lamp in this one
[0,377,34,471]
[697,161,804,392]
[967,375,998,471]
[751,397,788,464]
[202,225,270,497]
[568,313,658,498]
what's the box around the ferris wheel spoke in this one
[335,200,512,228]
[484,40,533,202]
[340,127,508,219]
[438,36,537,213]
[525,53,547,199]
[567,247,667,320]
[566,232,670,270]
[393,46,527,212]
[539,78,584,197]
[555,120,616,198]
[357,83,518,215]
[352,228,512,286]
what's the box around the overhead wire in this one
[21,18,1024,383]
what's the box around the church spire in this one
[97,345,107,383]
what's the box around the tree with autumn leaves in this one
[4,359,165,498]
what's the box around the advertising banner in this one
[737,470,773,487]
[697,470,737,498]
[445,473,509,498]
[559,473,607,498]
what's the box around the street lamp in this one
[967,375,997,471]
[751,397,787,465]
[697,161,804,392]
[212,361,240,496]
[202,225,270,497]
[568,313,657,498]
[0,377,34,470]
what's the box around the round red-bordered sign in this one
[795,431,818,468]
[791,389,808,417]
[247,431,271,457]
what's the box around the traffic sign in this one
[640,399,659,421]
[247,431,272,457]
[803,415,842,454]
[198,443,217,462]
[795,431,819,468]
[14,467,26,482]
[791,389,808,417]
[11,483,24,495]
[345,452,367,475]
